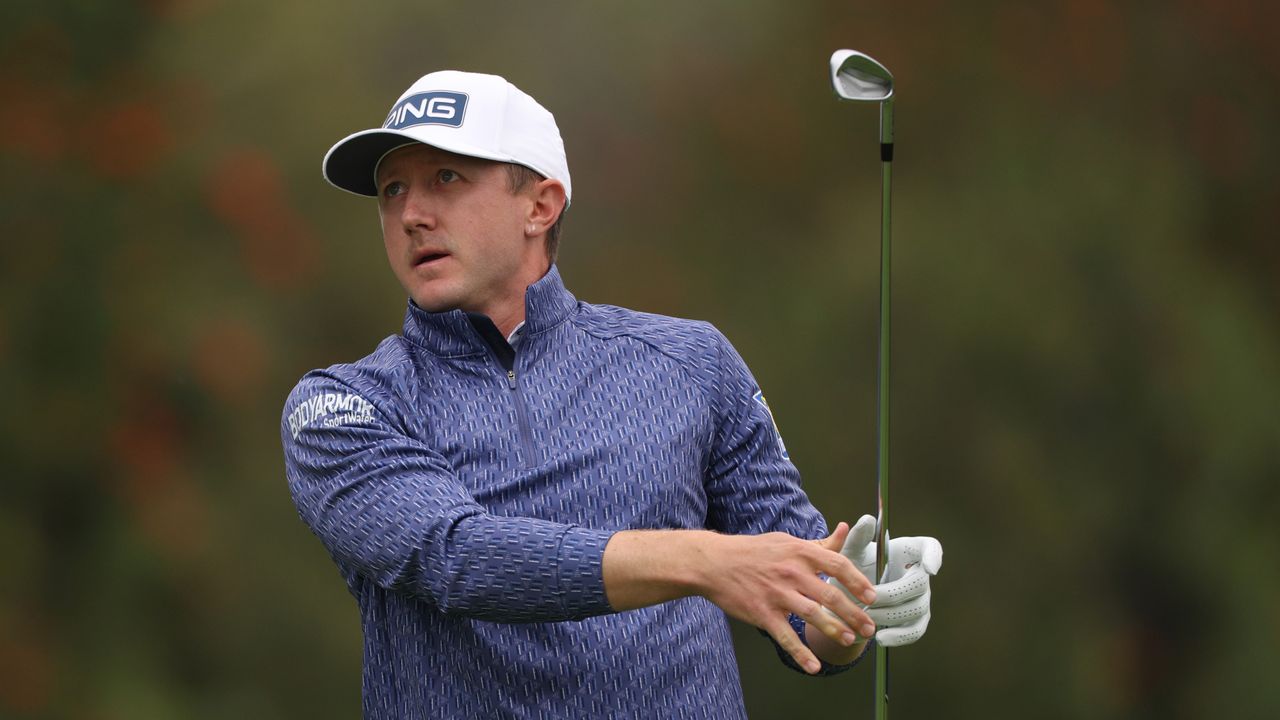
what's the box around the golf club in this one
[829,48,894,720]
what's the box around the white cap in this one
[323,70,571,205]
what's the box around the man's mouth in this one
[414,251,450,267]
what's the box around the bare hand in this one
[695,523,878,674]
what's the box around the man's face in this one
[375,143,544,319]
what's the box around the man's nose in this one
[400,186,438,232]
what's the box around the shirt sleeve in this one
[281,370,615,623]
[703,328,865,676]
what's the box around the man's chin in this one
[406,285,463,314]
[411,296,462,313]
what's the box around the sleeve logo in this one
[752,390,791,460]
[288,392,376,439]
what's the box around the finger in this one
[840,515,878,558]
[764,616,822,674]
[817,577,877,639]
[794,591,859,647]
[875,610,931,647]
[870,566,930,607]
[887,536,943,576]
[812,542,877,603]
[825,559,878,607]
[919,536,943,574]
[866,587,929,628]
[814,522,850,553]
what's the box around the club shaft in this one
[874,98,894,720]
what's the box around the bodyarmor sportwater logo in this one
[383,91,468,130]
[288,392,376,439]
[752,390,791,460]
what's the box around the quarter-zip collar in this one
[401,264,577,358]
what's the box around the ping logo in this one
[752,390,791,460]
[383,91,468,130]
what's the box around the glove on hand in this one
[829,514,943,647]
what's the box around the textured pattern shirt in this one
[281,266,856,719]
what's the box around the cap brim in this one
[322,128,521,197]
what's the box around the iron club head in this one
[829,49,894,102]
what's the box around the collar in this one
[506,321,526,345]
[401,264,576,357]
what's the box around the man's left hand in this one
[829,514,943,647]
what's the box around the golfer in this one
[281,70,942,719]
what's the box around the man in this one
[282,70,942,719]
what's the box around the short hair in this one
[504,163,565,262]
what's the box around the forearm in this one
[601,529,719,609]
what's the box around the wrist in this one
[673,529,722,599]
[806,620,869,666]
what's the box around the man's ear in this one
[525,178,567,236]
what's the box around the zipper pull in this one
[506,369,517,389]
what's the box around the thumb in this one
[815,522,850,553]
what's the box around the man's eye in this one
[382,181,406,198]
[438,169,459,183]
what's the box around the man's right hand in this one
[602,525,878,675]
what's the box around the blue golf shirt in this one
[281,265,857,718]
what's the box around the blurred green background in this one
[3,1,1278,718]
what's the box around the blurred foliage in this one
[2,1,1278,718]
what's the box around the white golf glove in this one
[829,514,943,647]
